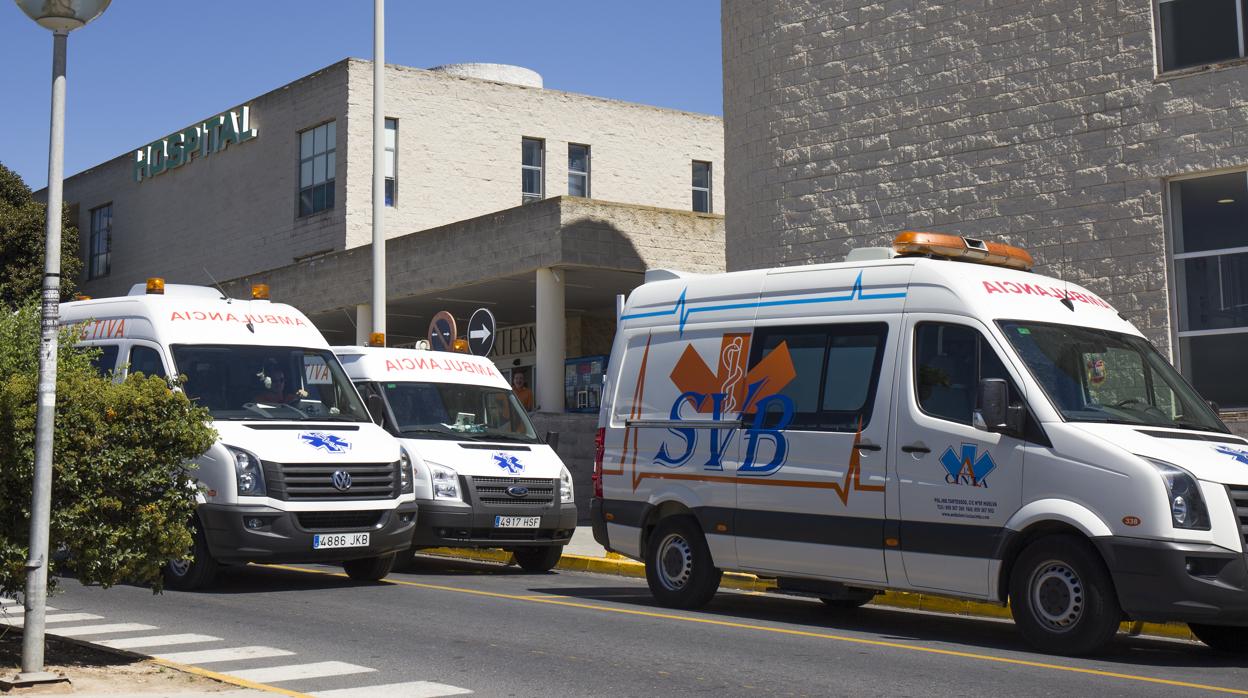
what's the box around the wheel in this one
[644,516,722,609]
[342,553,396,582]
[1009,535,1121,655]
[163,519,218,591]
[512,545,563,573]
[1190,623,1248,654]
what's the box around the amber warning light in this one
[893,231,1034,271]
[251,283,270,300]
[369,332,386,347]
[145,277,165,294]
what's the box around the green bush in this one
[0,161,81,306]
[0,302,216,595]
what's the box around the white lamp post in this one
[10,0,110,686]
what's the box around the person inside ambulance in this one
[254,366,307,405]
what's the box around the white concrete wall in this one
[344,59,725,248]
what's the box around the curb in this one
[419,547,1196,642]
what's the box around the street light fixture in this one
[9,0,110,687]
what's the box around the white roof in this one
[334,346,510,389]
[59,284,328,348]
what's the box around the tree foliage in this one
[0,303,216,596]
[0,161,81,307]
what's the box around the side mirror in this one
[976,378,1026,436]
[545,431,560,451]
[1208,399,1221,414]
[366,393,386,427]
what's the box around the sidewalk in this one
[423,526,1198,643]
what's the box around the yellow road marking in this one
[263,564,1246,696]
[150,657,312,697]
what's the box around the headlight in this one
[228,446,265,496]
[1143,457,1210,530]
[429,463,461,501]
[399,448,413,494]
[560,466,574,504]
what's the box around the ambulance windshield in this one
[998,321,1227,433]
[171,344,371,422]
[377,381,539,443]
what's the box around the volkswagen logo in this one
[506,485,529,498]
[331,470,352,491]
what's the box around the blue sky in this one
[1,1,722,189]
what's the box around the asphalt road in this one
[21,556,1248,697]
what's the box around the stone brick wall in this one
[344,60,725,249]
[528,412,599,523]
[722,0,1248,355]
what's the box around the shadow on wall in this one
[530,412,600,525]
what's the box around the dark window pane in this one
[522,138,543,167]
[916,324,978,424]
[385,178,395,206]
[569,144,589,172]
[1179,252,1248,331]
[569,173,587,197]
[1159,0,1241,71]
[692,161,711,188]
[300,188,313,216]
[522,168,542,197]
[823,333,882,413]
[312,184,326,212]
[693,190,710,213]
[90,345,119,378]
[324,180,335,211]
[1182,333,1248,408]
[129,346,166,379]
[1173,173,1248,253]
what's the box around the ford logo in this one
[506,485,529,498]
[331,470,352,491]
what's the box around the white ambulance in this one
[61,280,418,589]
[334,346,577,572]
[592,232,1248,655]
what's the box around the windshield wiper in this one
[398,427,460,439]
[475,433,540,444]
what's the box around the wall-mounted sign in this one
[134,105,258,183]
[488,322,536,359]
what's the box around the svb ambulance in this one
[61,280,418,589]
[592,232,1248,655]
[335,346,577,572]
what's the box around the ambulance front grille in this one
[467,476,556,508]
[262,461,399,501]
[1230,486,1248,548]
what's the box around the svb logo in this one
[939,443,997,487]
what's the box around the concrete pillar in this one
[535,267,565,413]
[355,303,373,346]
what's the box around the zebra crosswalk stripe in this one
[310,681,474,697]
[97,633,223,650]
[156,645,294,665]
[230,661,375,683]
[1,612,103,626]
[52,623,159,637]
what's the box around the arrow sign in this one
[467,308,496,357]
[428,311,457,353]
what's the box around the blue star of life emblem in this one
[939,443,997,486]
[300,432,351,453]
[1214,445,1248,466]
[493,453,524,474]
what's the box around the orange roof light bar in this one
[146,277,165,294]
[893,231,1034,271]
[368,332,386,347]
[251,283,271,300]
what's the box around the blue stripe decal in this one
[620,271,907,334]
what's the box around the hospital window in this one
[522,137,544,204]
[568,144,590,197]
[88,203,111,280]
[692,161,712,213]
[1156,0,1248,72]
[1170,172,1248,408]
[385,118,397,206]
[298,121,336,217]
[744,323,889,432]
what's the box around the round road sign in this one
[427,311,457,352]
[467,308,496,356]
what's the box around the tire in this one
[1008,535,1122,656]
[513,545,563,573]
[644,516,722,609]
[163,519,218,591]
[342,553,396,582]
[1190,623,1248,654]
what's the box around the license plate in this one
[312,532,370,549]
[494,516,541,529]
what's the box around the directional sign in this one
[467,308,496,357]
[428,311,457,352]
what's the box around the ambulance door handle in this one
[901,443,930,454]
[856,442,882,452]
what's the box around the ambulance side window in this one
[914,323,1012,425]
[88,345,119,378]
[746,323,888,431]
[128,346,166,379]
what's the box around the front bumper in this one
[411,500,577,549]
[1093,537,1248,626]
[198,502,418,564]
